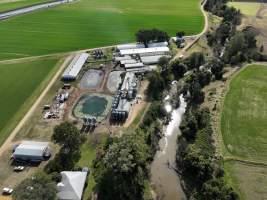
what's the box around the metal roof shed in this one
[147,42,168,48]
[62,53,89,80]
[120,47,170,56]
[120,59,138,65]
[13,141,50,161]
[141,55,170,65]
[117,43,145,50]
[124,63,144,69]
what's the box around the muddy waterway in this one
[151,95,187,200]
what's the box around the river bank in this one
[150,95,187,200]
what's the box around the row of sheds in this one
[115,42,170,73]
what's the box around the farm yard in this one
[221,64,267,199]
[0,58,59,146]
[0,0,204,60]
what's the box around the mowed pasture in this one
[221,65,267,162]
[224,161,267,200]
[0,0,204,60]
[0,58,59,145]
[0,0,49,13]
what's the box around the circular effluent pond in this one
[73,93,112,121]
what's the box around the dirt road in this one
[0,54,73,156]
[174,0,209,59]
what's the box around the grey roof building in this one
[57,171,88,200]
[12,141,50,162]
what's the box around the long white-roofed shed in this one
[120,47,170,56]
[117,43,145,51]
[147,42,168,48]
[62,53,89,80]
[12,141,50,162]
[141,55,171,65]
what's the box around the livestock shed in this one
[117,43,145,51]
[119,47,170,56]
[147,41,168,48]
[62,53,89,80]
[120,59,138,65]
[12,141,51,162]
[124,63,144,69]
[114,55,132,62]
[141,55,170,65]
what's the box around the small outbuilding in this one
[12,141,51,162]
[57,171,88,200]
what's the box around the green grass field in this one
[224,161,267,200]
[0,58,59,145]
[221,65,267,162]
[0,0,50,13]
[0,0,204,60]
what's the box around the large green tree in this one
[94,133,149,200]
[52,122,84,152]
[14,172,57,200]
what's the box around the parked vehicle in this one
[2,187,13,195]
[14,166,25,172]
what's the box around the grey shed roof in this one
[13,141,49,158]
[57,171,87,200]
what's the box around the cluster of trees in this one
[136,29,169,47]
[177,106,238,200]
[14,172,57,200]
[45,122,85,173]
[93,133,149,200]
[93,99,168,200]
[206,0,267,67]
[14,122,85,200]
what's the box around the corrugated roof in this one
[13,141,49,157]
[117,43,145,50]
[62,53,89,79]
[120,47,169,56]
[57,171,87,200]
[124,63,144,69]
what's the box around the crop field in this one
[221,65,267,162]
[0,0,50,13]
[0,0,204,60]
[0,58,59,145]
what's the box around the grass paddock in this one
[0,0,204,60]
[221,64,267,162]
[0,58,59,145]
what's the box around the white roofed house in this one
[62,53,89,80]
[57,171,88,200]
[12,141,51,162]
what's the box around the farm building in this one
[12,141,51,162]
[57,171,88,200]
[119,47,170,56]
[114,55,132,62]
[120,59,138,65]
[116,43,145,50]
[110,72,138,122]
[141,55,170,65]
[62,53,89,80]
[124,62,144,69]
[147,41,168,48]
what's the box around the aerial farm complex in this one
[1,0,267,199]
